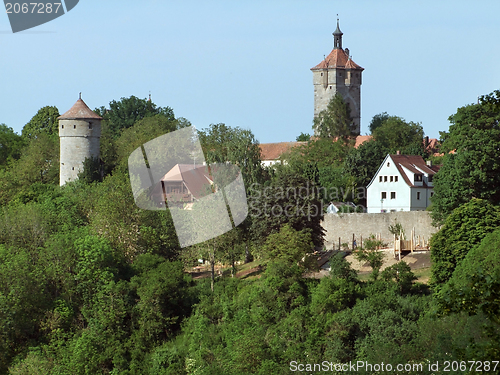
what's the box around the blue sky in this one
[1,0,499,143]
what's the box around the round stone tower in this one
[58,95,102,186]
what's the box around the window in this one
[390,176,394,182]
[89,122,93,129]
[379,176,383,182]
[428,175,433,182]
[384,176,388,182]
[391,192,396,199]
[414,174,423,182]
[417,192,421,200]
[431,192,434,198]
[395,176,398,182]
[321,73,323,76]
[381,192,387,199]
[61,125,64,129]
[390,209,396,212]
[387,162,390,167]
[73,125,76,129]
[329,86,332,89]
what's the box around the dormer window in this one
[414,174,423,182]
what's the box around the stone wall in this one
[321,211,440,250]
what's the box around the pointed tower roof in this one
[311,19,363,71]
[311,49,363,70]
[345,57,363,70]
[58,96,102,120]
[333,18,343,36]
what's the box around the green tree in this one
[77,156,102,184]
[198,123,264,189]
[369,112,390,133]
[296,132,311,141]
[258,224,315,268]
[432,90,500,223]
[313,93,354,139]
[430,198,500,288]
[372,116,424,153]
[249,168,325,248]
[381,261,416,294]
[0,124,25,167]
[342,139,388,206]
[437,228,500,320]
[100,95,175,138]
[21,105,60,140]
[353,234,385,280]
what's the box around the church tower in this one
[58,95,102,186]
[311,19,364,135]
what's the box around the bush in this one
[430,199,500,288]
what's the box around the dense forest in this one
[0,92,499,374]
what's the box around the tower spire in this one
[333,15,343,49]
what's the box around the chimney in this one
[425,136,429,148]
[426,160,432,167]
[396,150,400,155]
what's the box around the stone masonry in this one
[322,211,440,250]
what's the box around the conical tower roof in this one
[58,97,102,120]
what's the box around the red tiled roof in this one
[311,48,363,71]
[390,154,436,188]
[355,135,372,148]
[58,99,102,120]
[260,136,372,162]
[259,142,306,161]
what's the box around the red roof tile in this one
[311,48,363,71]
[58,99,103,120]
[390,154,436,188]
[259,142,306,161]
[355,135,372,148]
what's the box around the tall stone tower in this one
[311,19,364,135]
[58,95,102,186]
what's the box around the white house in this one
[366,154,438,213]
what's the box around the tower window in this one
[321,73,323,76]
[417,192,421,200]
[329,86,332,89]
[61,125,64,129]
[73,125,76,129]
[390,176,393,182]
[395,176,398,182]
[384,176,387,182]
[72,167,74,170]
[89,122,93,129]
